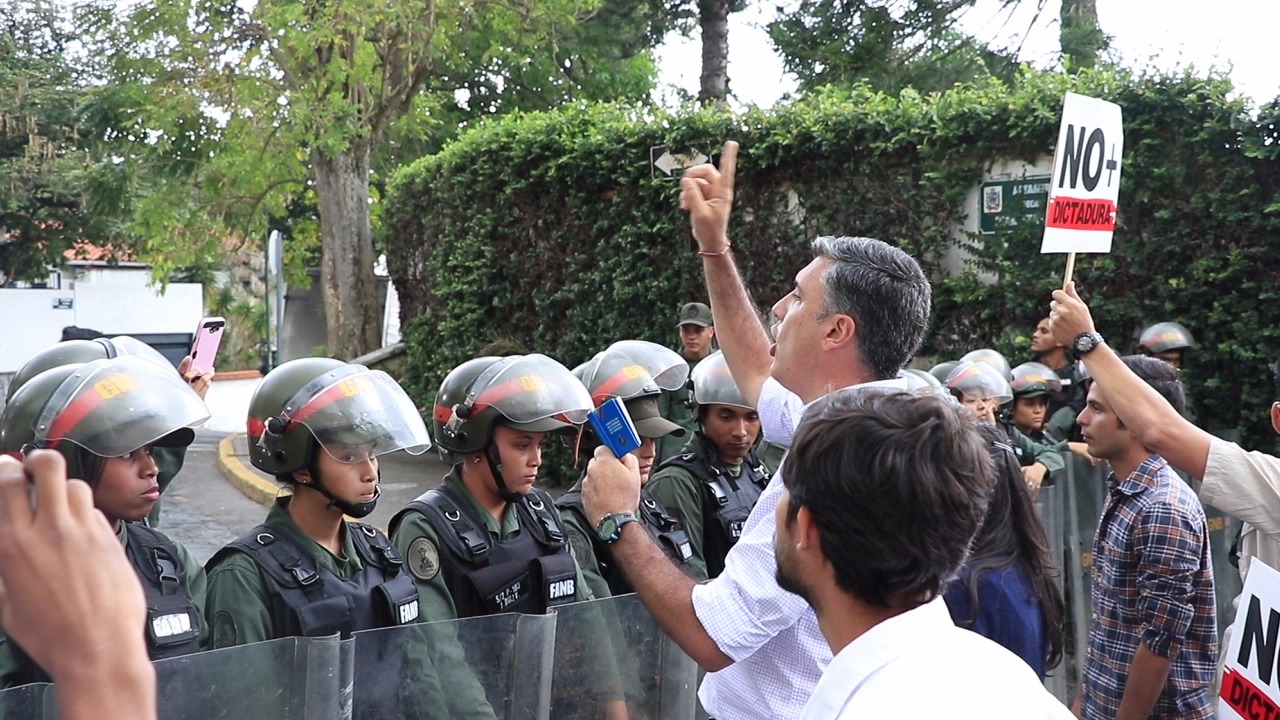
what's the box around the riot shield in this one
[351,612,554,720]
[0,682,50,718]
[1033,477,1069,704]
[550,593,698,720]
[151,635,347,719]
[1060,455,1109,697]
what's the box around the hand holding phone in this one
[188,317,226,377]
[587,397,642,458]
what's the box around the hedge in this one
[383,67,1280,482]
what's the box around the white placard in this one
[1219,559,1280,719]
[1041,92,1124,254]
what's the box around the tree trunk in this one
[698,0,731,106]
[311,141,382,360]
[1060,0,1106,71]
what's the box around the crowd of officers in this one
[0,297,1210,713]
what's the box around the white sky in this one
[655,1,1280,109]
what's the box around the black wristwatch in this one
[1073,331,1105,357]
[596,512,639,543]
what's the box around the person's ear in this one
[795,505,823,556]
[824,314,856,350]
[1270,402,1280,436]
[293,468,312,485]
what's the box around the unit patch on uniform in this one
[212,610,238,648]
[408,537,440,581]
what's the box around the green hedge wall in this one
[384,67,1280,472]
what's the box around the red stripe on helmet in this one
[44,388,108,449]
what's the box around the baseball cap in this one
[676,302,713,329]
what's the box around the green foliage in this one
[384,67,1280,486]
[768,0,1021,95]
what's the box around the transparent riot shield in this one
[0,682,50,718]
[1033,476,1069,703]
[1060,455,1109,698]
[151,635,347,719]
[351,612,555,720]
[550,593,698,720]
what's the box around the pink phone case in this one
[189,317,226,375]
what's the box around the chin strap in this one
[302,475,381,519]
[484,445,523,504]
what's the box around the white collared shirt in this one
[801,598,1073,719]
[691,375,907,719]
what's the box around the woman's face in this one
[93,445,161,524]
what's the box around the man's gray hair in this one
[811,236,931,379]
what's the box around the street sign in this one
[650,146,708,178]
[979,176,1051,235]
[52,297,73,310]
[1041,92,1124,254]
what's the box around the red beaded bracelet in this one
[697,241,733,257]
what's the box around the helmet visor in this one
[107,336,175,369]
[33,356,209,457]
[466,354,593,428]
[945,361,1013,404]
[284,368,431,461]
[690,351,751,409]
[605,340,689,391]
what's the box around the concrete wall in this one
[203,375,261,434]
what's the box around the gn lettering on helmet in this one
[338,376,375,397]
[519,376,548,392]
[622,365,645,379]
[94,375,140,399]
[548,578,576,600]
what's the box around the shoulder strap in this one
[517,488,567,551]
[408,486,493,565]
[347,522,406,576]
[217,524,324,599]
[125,522,186,596]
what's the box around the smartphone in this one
[587,397,642,458]
[188,317,226,376]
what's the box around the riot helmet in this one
[928,360,959,386]
[1010,362,1063,398]
[7,336,173,402]
[689,351,752,413]
[575,349,685,441]
[1139,322,1195,356]
[0,356,209,481]
[945,360,1014,405]
[900,367,943,390]
[249,357,431,517]
[603,340,689,392]
[960,348,1012,381]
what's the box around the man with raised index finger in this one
[582,141,932,719]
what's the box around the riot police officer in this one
[946,360,1064,490]
[204,358,430,646]
[1138,321,1195,369]
[0,356,212,686]
[389,354,596,619]
[1009,361,1062,440]
[556,342,694,598]
[646,350,772,581]
[6,336,211,526]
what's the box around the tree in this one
[1059,0,1108,71]
[767,0,1021,95]
[81,0,666,360]
[0,2,130,283]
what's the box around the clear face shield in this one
[280,367,432,464]
[690,351,752,409]
[32,356,210,457]
[464,354,594,432]
[945,361,1014,417]
[604,340,689,391]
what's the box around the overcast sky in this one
[655,1,1280,109]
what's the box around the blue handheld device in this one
[587,397,642,457]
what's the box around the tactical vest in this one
[125,522,206,660]
[391,485,578,618]
[210,522,420,638]
[657,446,770,577]
[2,522,205,685]
[556,488,693,596]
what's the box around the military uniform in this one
[0,520,207,687]
[656,356,703,463]
[390,469,594,619]
[647,434,772,581]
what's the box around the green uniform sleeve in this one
[645,467,709,581]
[558,508,611,600]
[1013,427,1065,478]
[205,551,274,648]
[757,440,787,475]
[1042,405,1078,443]
[390,511,461,622]
[170,536,211,649]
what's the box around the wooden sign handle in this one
[1063,252,1077,289]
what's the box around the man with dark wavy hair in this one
[773,389,1071,718]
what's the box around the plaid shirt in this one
[1083,455,1218,719]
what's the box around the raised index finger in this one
[719,141,738,192]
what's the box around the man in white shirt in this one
[581,141,932,718]
[770,388,1072,718]
[1050,282,1280,669]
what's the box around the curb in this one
[217,434,280,508]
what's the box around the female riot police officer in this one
[204,357,432,646]
[0,356,212,686]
